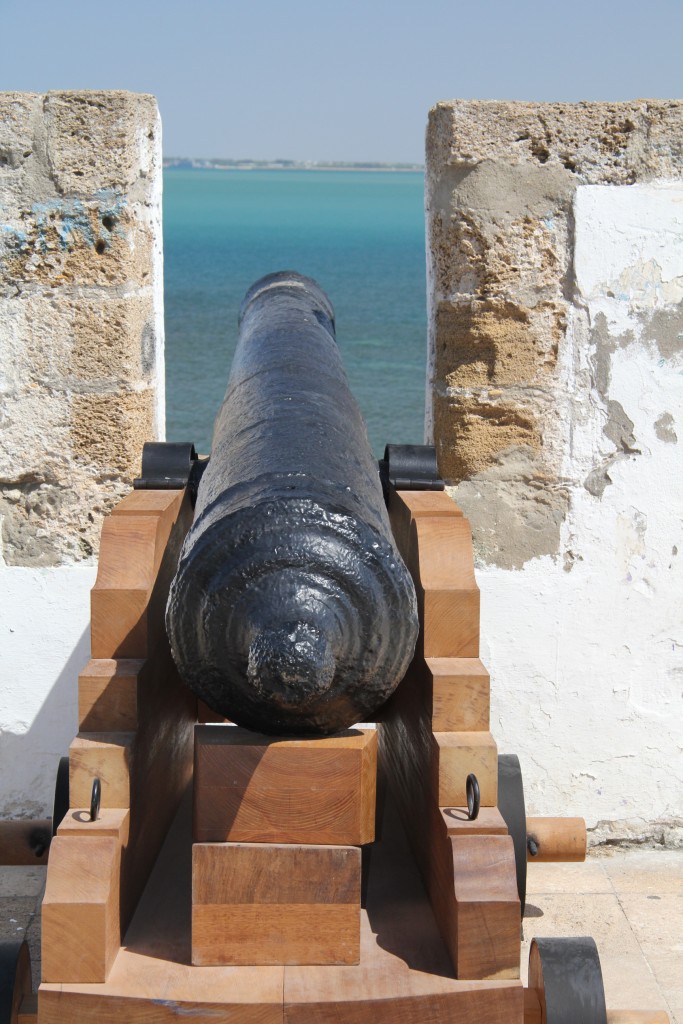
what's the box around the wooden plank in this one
[449,834,520,979]
[69,733,133,809]
[42,835,121,983]
[79,659,142,732]
[194,726,377,845]
[525,817,586,862]
[0,820,51,864]
[192,843,360,966]
[433,731,498,807]
[428,657,490,732]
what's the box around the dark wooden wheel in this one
[529,936,607,1024]
[497,753,527,915]
[52,754,70,837]
[0,941,31,1024]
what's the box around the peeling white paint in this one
[575,184,683,334]
[482,183,683,839]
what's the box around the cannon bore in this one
[166,272,418,735]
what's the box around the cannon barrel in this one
[166,272,419,735]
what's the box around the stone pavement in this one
[1,849,680,1020]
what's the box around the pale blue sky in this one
[2,0,681,163]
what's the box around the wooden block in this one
[433,731,498,806]
[78,659,142,732]
[42,835,121,983]
[390,488,463,519]
[428,657,490,731]
[194,726,377,845]
[57,808,130,843]
[417,517,480,657]
[449,834,520,979]
[192,843,361,966]
[525,817,586,862]
[440,806,508,837]
[69,733,133,809]
[111,490,184,517]
[90,490,184,659]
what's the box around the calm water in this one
[163,169,427,455]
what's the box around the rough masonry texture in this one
[426,101,683,844]
[0,91,164,566]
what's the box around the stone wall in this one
[0,92,163,815]
[426,101,683,844]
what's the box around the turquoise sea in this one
[163,169,427,456]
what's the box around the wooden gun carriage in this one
[0,274,669,1024]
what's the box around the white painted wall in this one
[0,567,96,817]
[482,184,683,842]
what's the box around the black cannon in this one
[166,271,418,735]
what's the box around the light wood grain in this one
[79,659,142,732]
[440,806,508,837]
[387,492,479,659]
[57,808,130,843]
[192,843,360,966]
[194,904,360,967]
[606,1014,672,1023]
[525,817,586,862]
[57,487,196,940]
[193,843,360,905]
[433,731,498,807]
[40,790,523,1023]
[449,834,520,980]
[69,733,133,808]
[90,490,183,659]
[42,835,121,983]
[194,727,377,845]
[428,657,490,731]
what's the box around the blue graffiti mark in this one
[543,216,555,230]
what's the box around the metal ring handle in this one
[466,773,480,820]
[90,778,101,822]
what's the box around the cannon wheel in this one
[497,753,527,916]
[529,936,607,1024]
[52,755,70,837]
[0,941,32,1024]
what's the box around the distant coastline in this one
[163,157,424,172]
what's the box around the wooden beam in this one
[193,843,361,966]
[78,659,142,732]
[42,835,121,983]
[194,726,377,846]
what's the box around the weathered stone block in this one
[44,91,160,196]
[0,91,163,568]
